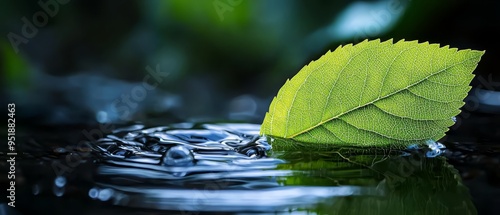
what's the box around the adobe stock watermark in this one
[353,0,410,43]
[7,0,70,54]
[213,0,243,21]
[51,64,169,176]
[111,64,169,120]
[380,151,425,189]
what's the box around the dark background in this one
[1,0,499,125]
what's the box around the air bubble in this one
[98,188,114,201]
[162,146,194,166]
[88,187,99,199]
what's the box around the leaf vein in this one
[289,54,477,138]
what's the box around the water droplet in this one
[425,140,438,149]
[424,140,443,157]
[162,146,194,166]
[54,176,66,188]
[98,188,114,201]
[88,187,99,199]
[451,116,457,123]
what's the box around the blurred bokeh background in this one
[1,1,500,214]
[1,0,499,127]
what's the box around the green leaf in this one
[260,39,484,148]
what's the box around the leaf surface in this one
[260,39,484,147]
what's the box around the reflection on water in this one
[276,150,476,214]
[7,123,477,214]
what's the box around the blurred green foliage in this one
[1,40,30,89]
[0,0,498,122]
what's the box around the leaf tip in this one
[382,38,394,44]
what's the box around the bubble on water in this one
[162,145,194,166]
[426,140,438,148]
[425,140,443,157]
[88,187,99,199]
[54,176,67,188]
[98,188,114,201]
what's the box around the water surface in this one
[3,123,498,214]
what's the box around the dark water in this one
[2,123,500,215]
